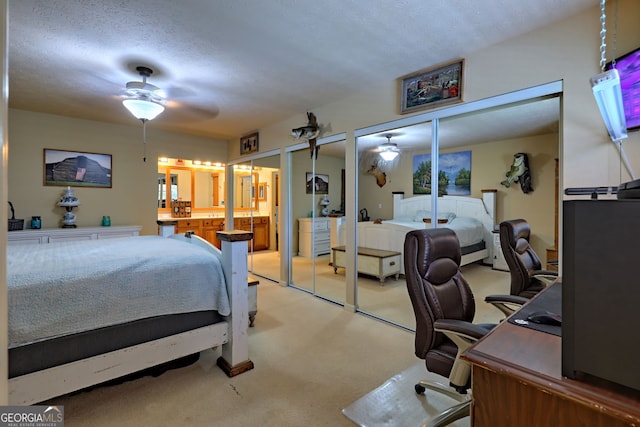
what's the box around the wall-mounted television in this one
[607,47,640,132]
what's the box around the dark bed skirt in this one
[461,240,485,256]
[9,310,224,378]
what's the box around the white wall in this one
[233,2,640,276]
[237,2,640,191]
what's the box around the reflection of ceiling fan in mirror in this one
[378,134,400,161]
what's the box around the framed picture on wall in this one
[306,172,329,194]
[240,132,259,155]
[399,59,464,114]
[43,149,112,188]
[412,150,471,196]
[258,182,267,201]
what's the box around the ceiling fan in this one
[378,134,400,161]
[122,66,166,121]
[119,63,220,125]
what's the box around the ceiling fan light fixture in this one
[122,99,165,121]
[379,148,399,161]
[379,134,400,161]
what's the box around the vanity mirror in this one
[194,170,223,208]
[158,160,226,213]
[157,169,190,209]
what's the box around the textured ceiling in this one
[8,0,594,141]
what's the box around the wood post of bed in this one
[216,230,255,377]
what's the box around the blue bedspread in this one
[7,236,229,346]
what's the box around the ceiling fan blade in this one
[161,100,220,123]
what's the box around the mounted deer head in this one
[367,160,387,188]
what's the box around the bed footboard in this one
[215,230,255,376]
[171,230,255,377]
[8,231,254,405]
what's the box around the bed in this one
[6,230,253,405]
[344,190,497,275]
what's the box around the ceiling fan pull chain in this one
[142,118,147,162]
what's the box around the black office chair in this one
[404,228,524,427]
[499,219,558,301]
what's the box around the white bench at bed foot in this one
[332,245,401,284]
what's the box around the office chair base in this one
[415,380,468,402]
[425,400,470,427]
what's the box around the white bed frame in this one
[357,190,497,273]
[8,230,253,405]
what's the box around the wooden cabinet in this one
[167,218,224,249]
[161,216,268,251]
[175,218,202,236]
[201,218,225,249]
[233,216,269,252]
[252,216,269,251]
[298,217,330,258]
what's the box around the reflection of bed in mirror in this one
[340,190,496,274]
[7,232,252,405]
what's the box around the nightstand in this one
[492,230,509,271]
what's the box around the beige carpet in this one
[42,263,506,426]
[45,280,419,426]
[342,363,470,427]
[250,251,509,329]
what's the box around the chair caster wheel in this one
[415,384,425,394]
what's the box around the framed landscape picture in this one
[43,149,112,188]
[413,150,471,196]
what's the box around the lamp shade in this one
[379,139,400,161]
[591,69,628,142]
[122,99,165,121]
[379,149,399,161]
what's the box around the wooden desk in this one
[462,293,640,426]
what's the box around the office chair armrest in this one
[532,270,558,286]
[434,319,488,342]
[434,319,488,395]
[484,294,528,317]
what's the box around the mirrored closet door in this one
[355,121,433,330]
[353,84,561,331]
[230,152,280,283]
[247,153,280,283]
[289,135,346,305]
